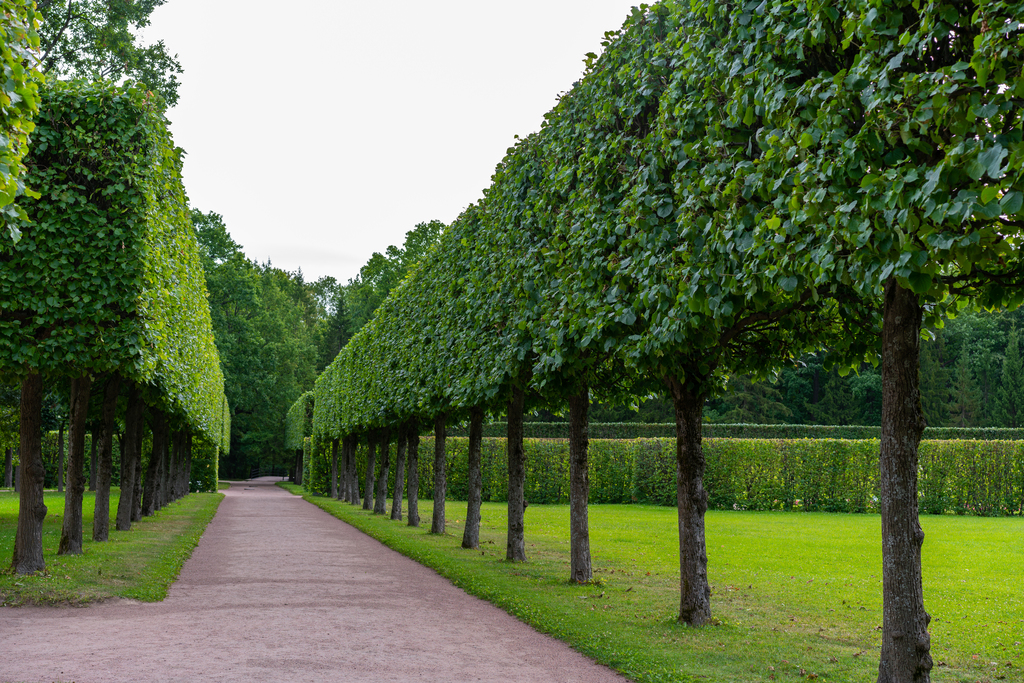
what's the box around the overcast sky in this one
[144,1,641,285]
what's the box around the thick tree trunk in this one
[116,383,143,531]
[506,386,527,562]
[330,437,339,499]
[363,433,376,510]
[92,374,120,541]
[568,386,592,581]
[666,374,712,626]
[13,373,46,574]
[374,428,390,514]
[462,407,484,550]
[58,375,92,556]
[169,431,183,501]
[88,433,97,492]
[391,424,406,520]
[160,430,175,507]
[431,413,447,534]
[13,462,18,492]
[142,410,168,517]
[347,435,359,504]
[406,420,420,527]
[131,434,143,523]
[4,446,12,488]
[877,280,933,683]
[57,421,65,493]
[294,449,303,486]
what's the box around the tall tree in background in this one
[997,328,1024,428]
[36,0,182,105]
[948,355,982,428]
[919,330,950,428]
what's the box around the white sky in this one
[144,1,642,285]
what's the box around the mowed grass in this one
[282,484,1023,683]
[0,488,223,605]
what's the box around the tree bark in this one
[666,373,712,626]
[131,432,143,523]
[877,279,933,683]
[184,433,194,494]
[406,419,420,527]
[13,373,46,574]
[294,449,303,486]
[330,437,339,499]
[88,432,97,492]
[363,432,376,510]
[142,409,168,517]
[4,446,12,488]
[374,428,390,514]
[346,434,359,504]
[57,420,65,493]
[462,407,484,550]
[160,429,175,507]
[391,423,406,521]
[92,374,120,542]
[58,374,92,556]
[506,386,527,562]
[431,413,447,534]
[117,384,142,531]
[568,386,592,581]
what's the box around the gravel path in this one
[0,478,628,683]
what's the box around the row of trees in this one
[1,80,230,575]
[297,1,1023,681]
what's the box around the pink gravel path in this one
[0,478,629,683]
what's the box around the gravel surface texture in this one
[0,477,629,682]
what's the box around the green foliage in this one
[284,391,313,451]
[36,0,183,106]
[0,0,41,241]
[0,80,227,446]
[997,328,1024,428]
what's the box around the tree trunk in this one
[347,434,359,504]
[374,428,390,514]
[4,446,12,488]
[406,419,420,527]
[666,373,712,626]
[13,373,46,574]
[131,432,143,523]
[169,431,182,501]
[88,433,97,492]
[58,375,92,556]
[431,413,447,534]
[142,409,168,517]
[462,407,484,550]
[506,386,527,562]
[294,449,303,486]
[330,437,339,499]
[568,386,592,581]
[160,430,175,507]
[363,432,376,510]
[116,385,142,532]
[92,374,120,541]
[184,433,194,494]
[877,279,933,683]
[57,420,65,493]
[391,424,406,520]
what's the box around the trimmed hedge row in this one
[446,423,1024,442]
[308,437,1024,516]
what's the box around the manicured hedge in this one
[321,437,1023,517]
[447,422,1024,442]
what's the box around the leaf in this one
[1001,191,1023,215]
[779,276,798,292]
[977,145,1007,180]
[908,271,932,294]
[980,185,999,205]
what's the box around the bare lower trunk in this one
[330,437,339,499]
[57,422,65,493]
[431,414,447,534]
[159,430,174,508]
[462,407,484,550]
[116,384,143,531]
[568,386,591,581]
[294,450,303,486]
[374,428,390,514]
[666,373,712,626]
[3,447,12,488]
[406,420,420,527]
[343,434,358,504]
[506,387,527,562]
[184,434,194,494]
[88,435,97,492]
[142,409,168,517]
[363,433,376,510]
[131,434,143,523]
[391,424,406,521]
[92,374,120,541]
[877,279,932,683]
[169,431,183,501]
[58,375,92,556]
[13,373,46,574]
[349,435,360,504]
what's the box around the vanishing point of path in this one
[0,478,628,683]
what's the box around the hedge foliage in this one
[448,422,1024,441]
[305,436,1022,516]
[0,80,228,448]
[285,391,313,451]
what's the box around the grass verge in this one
[281,483,1023,683]
[0,489,223,605]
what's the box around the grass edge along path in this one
[0,489,224,606]
[281,483,1024,683]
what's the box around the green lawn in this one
[0,489,223,605]
[283,484,1023,683]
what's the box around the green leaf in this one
[981,186,1000,205]
[977,145,1007,180]
[779,276,798,292]
[908,271,932,294]
[1000,191,1023,215]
